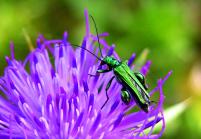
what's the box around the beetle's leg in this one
[97,68,112,73]
[121,87,131,105]
[144,83,149,90]
[88,73,98,77]
[101,76,115,109]
[88,67,112,77]
[134,72,148,90]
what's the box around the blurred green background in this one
[0,0,201,138]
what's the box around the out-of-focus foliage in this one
[0,0,201,138]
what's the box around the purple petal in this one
[9,42,15,59]
[80,38,87,65]
[107,45,115,56]
[89,112,101,135]
[113,113,124,130]
[63,32,68,46]
[71,111,84,135]
[109,100,120,115]
[82,81,89,94]
[59,46,64,58]
[128,53,136,67]
[73,75,78,96]
[140,60,151,76]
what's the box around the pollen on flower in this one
[0,9,171,139]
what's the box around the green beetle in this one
[76,15,151,113]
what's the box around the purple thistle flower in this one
[0,10,172,139]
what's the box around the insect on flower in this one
[0,9,172,138]
[75,15,152,112]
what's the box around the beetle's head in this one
[102,56,119,68]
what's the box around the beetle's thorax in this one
[103,56,120,68]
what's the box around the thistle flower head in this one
[0,10,171,139]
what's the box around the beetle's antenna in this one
[72,44,102,61]
[89,15,104,58]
